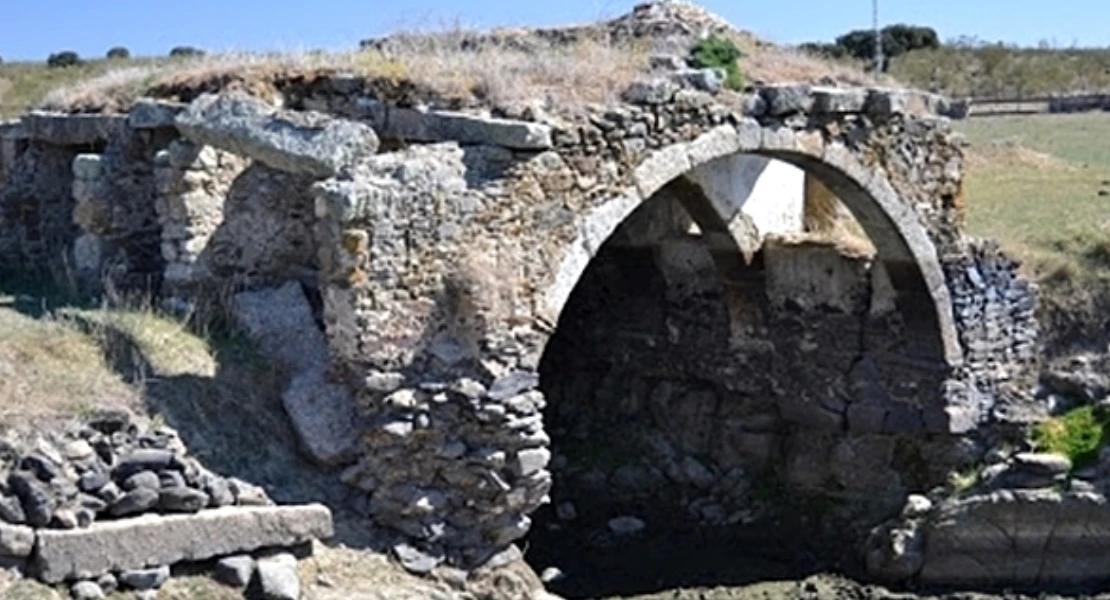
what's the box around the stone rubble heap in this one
[0,412,333,597]
[943,239,1040,424]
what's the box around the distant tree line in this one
[801,24,941,72]
[41,46,207,68]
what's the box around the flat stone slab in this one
[34,504,333,583]
[233,281,359,465]
[175,93,379,178]
[21,112,127,145]
[360,101,552,150]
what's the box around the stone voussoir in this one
[33,504,333,583]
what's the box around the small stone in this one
[96,572,118,594]
[114,449,180,480]
[119,565,170,590]
[541,566,566,583]
[256,553,300,600]
[679,456,715,489]
[513,448,551,478]
[109,487,160,517]
[622,79,678,105]
[452,378,487,400]
[158,487,209,513]
[228,478,270,506]
[393,542,443,574]
[365,371,405,393]
[214,554,255,588]
[123,471,161,491]
[95,482,124,505]
[52,508,80,529]
[487,371,539,401]
[71,581,105,599]
[650,54,687,71]
[21,453,60,481]
[608,516,646,536]
[902,494,933,517]
[9,471,54,526]
[1014,452,1072,476]
[205,477,235,507]
[63,440,96,462]
[0,495,26,524]
[158,470,186,489]
[556,502,577,521]
[78,470,110,493]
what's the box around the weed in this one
[1031,404,1110,469]
[690,35,745,90]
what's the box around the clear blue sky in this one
[1,0,1105,62]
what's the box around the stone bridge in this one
[0,74,1038,570]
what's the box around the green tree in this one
[106,46,131,60]
[46,51,82,68]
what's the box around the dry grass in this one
[746,45,885,88]
[29,38,653,116]
[0,303,138,423]
[14,17,875,118]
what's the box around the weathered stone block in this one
[760,84,813,116]
[368,106,552,150]
[0,522,34,558]
[812,87,868,113]
[175,93,380,177]
[127,98,186,129]
[22,112,127,145]
[34,504,333,583]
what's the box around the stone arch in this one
[543,121,962,367]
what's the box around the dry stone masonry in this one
[0,1,1085,593]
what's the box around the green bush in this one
[106,46,131,60]
[690,35,746,91]
[1031,405,1110,468]
[46,51,82,68]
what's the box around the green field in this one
[956,112,1110,285]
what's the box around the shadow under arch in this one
[524,124,965,597]
[542,123,961,372]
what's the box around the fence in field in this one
[964,93,1110,118]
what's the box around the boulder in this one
[175,93,380,178]
[34,504,333,583]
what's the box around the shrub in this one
[47,51,82,68]
[168,46,205,58]
[106,46,131,60]
[1031,404,1110,468]
[690,35,745,91]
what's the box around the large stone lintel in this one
[34,504,334,583]
[21,112,127,146]
[358,100,553,150]
[175,93,380,178]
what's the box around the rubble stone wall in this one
[0,79,1042,570]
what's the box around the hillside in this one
[890,44,1110,99]
[956,111,1110,350]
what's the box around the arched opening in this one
[524,148,960,598]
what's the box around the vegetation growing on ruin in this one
[1031,405,1110,468]
[690,35,745,90]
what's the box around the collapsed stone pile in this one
[0,412,271,532]
[0,413,333,598]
